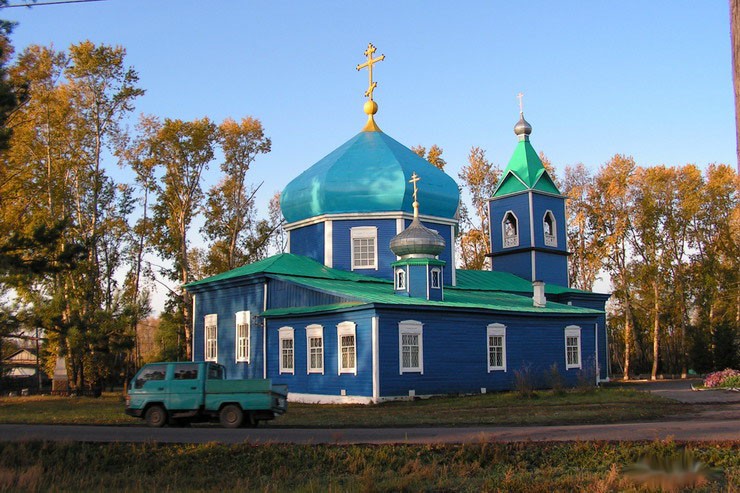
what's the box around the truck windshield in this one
[207,364,224,380]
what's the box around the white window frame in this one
[204,314,218,362]
[565,325,582,369]
[502,211,519,248]
[395,267,407,290]
[399,320,423,374]
[350,226,378,270]
[430,268,441,289]
[487,323,507,372]
[337,321,357,375]
[306,324,324,374]
[279,326,295,374]
[543,210,557,247]
[235,311,250,363]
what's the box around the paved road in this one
[1,417,738,445]
[1,379,737,444]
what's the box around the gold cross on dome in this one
[517,92,524,114]
[409,172,420,218]
[356,43,385,100]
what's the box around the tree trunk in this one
[623,300,632,380]
[651,281,660,380]
[731,0,740,174]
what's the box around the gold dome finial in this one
[356,43,385,132]
[409,171,420,219]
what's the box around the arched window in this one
[502,211,519,248]
[430,268,441,289]
[395,268,406,290]
[543,211,557,247]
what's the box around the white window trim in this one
[235,310,250,363]
[502,211,520,248]
[565,325,582,370]
[399,320,424,375]
[430,268,441,289]
[395,267,407,291]
[337,321,357,375]
[306,324,324,375]
[350,226,378,270]
[279,326,295,375]
[543,210,557,247]
[204,314,218,362]
[486,323,507,372]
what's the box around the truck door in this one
[167,363,203,411]
[131,364,168,405]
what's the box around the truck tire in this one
[219,404,243,428]
[145,405,167,428]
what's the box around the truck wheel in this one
[145,405,167,428]
[219,404,243,428]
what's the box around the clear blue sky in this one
[3,1,735,306]
[6,0,734,208]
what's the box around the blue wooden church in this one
[186,45,609,403]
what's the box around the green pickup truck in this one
[125,362,288,428]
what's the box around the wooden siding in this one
[331,219,397,280]
[376,308,600,398]
[266,309,376,397]
[192,281,266,379]
[268,278,351,309]
[289,222,325,263]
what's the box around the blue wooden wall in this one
[376,309,600,397]
[192,280,266,379]
[331,219,397,280]
[288,222,324,263]
[265,309,376,398]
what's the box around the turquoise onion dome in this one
[280,131,460,224]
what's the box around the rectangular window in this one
[279,327,294,374]
[337,321,357,374]
[204,314,218,362]
[399,321,423,374]
[306,325,324,374]
[235,311,250,363]
[487,324,507,372]
[351,226,377,270]
[565,326,582,369]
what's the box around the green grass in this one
[0,440,736,492]
[0,387,689,427]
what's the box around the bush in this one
[545,363,566,395]
[514,364,535,398]
[703,368,740,388]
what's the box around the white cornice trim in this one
[285,212,458,231]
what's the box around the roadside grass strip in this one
[0,440,736,492]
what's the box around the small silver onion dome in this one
[390,218,446,258]
[514,113,532,138]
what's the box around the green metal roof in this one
[264,272,600,316]
[280,130,460,223]
[185,253,375,288]
[455,269,589,295]
[492,139,561,197]
[186,253,602,316]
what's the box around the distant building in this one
[185,45,609,403]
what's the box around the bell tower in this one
[487,106,569,286]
